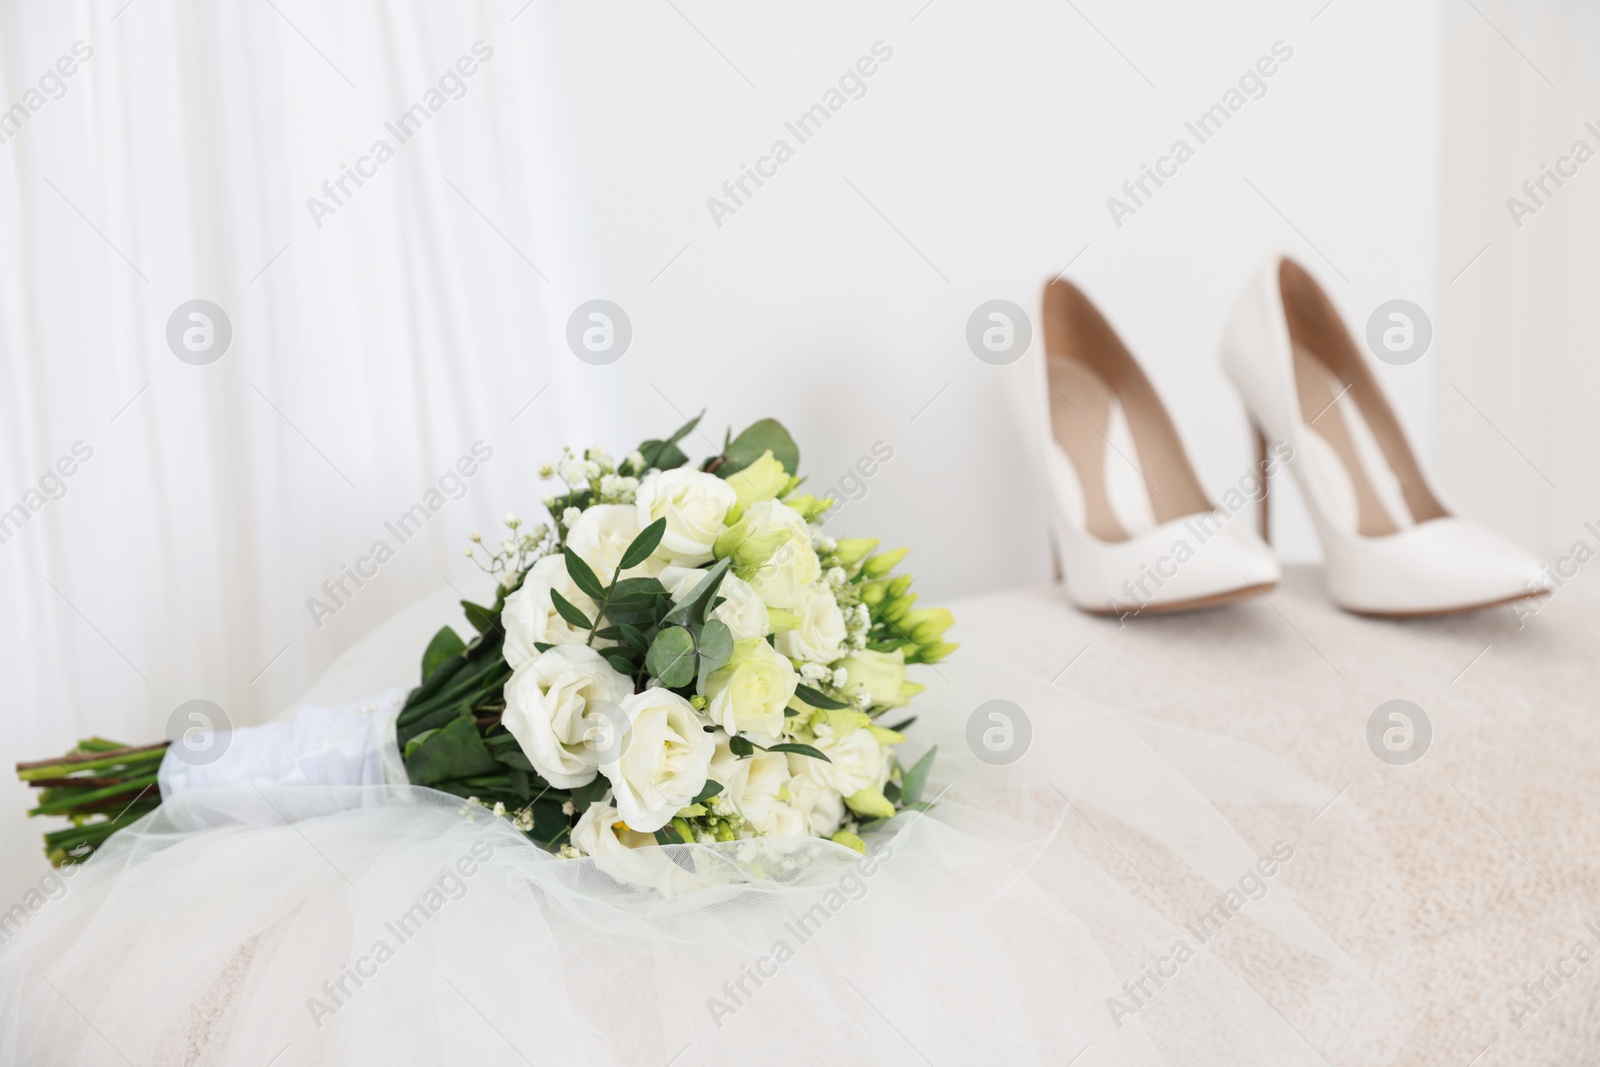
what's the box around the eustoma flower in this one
[501,646,632,789]
[702,637,798,738]
[600,687,714,833]
[503,554,599,665]
[635,468,738,566]
[567,504,665,580]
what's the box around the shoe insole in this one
[1293,345,1405,536]
[1049,356,1130,542]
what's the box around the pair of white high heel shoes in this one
[1039,255,1548,618]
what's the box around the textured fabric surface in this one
[947,565,1600,1067]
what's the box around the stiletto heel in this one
[1222,256,1548,616]
[1036,278,1279,616]
[1253,423,1271,545]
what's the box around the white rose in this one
[775,583,847,663]
[709,739,790,831]
[635,468,738,566]
[741,500,820,611]
[703,637,798,737]
[501,645,632,789]
[567,504,665,580]
[601,687,715,833]
[503,554,600,667]
[660,566,770,641]
[787,776,846,838]
[789,728,889,799]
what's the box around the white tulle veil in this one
[0,590,1410,1065]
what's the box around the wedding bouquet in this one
[17,415,954,867]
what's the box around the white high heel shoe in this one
[1221,255,1550,617]
[1038,279,1280,616]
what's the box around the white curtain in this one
[1437,0,1600,560]
[0,0,626,887]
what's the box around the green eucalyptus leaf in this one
[638,412,703,471]
[662,558,731,628]
[694,780,724,804]
[694,617,732,675]
[728,735,754,758]
[717,418,799,477]
[605,652,637,677]
[645,626,697,688]
[695,619,734,691]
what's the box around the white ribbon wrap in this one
[158,688,408,800]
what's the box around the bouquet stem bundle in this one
[15,740,168,865]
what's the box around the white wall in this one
[555,0,1443,597]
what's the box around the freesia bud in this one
[904,608,955,644]
[881,593,918,623]
[831,830,867,853]
[862,548,909,578]
[845,786,896,821]
[867,725,905,746]
[832,538,879,568]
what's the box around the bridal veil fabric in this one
[0,590,1412,1065]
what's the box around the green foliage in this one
[662,558,730,628]
[766,742,831,763]
[793,684,850,710]
[899,746,937,807]
[715,418,800,478]
[619,518,666,570]
[646,625,697,688]
[421,626,466,680]
[563,548,606,602]
[638,412,702,472]
[403,715,502,787]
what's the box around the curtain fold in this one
[1436,0,1600,561]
